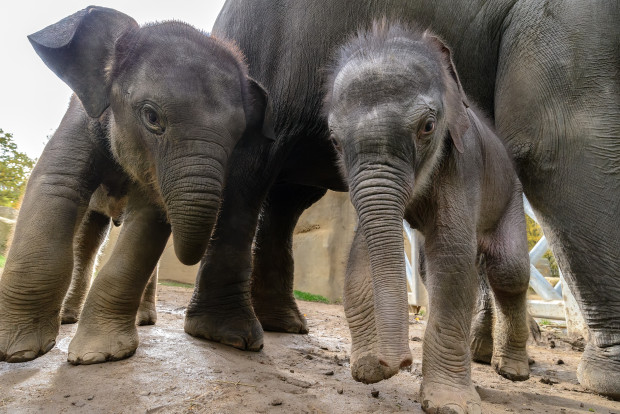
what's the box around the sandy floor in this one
[1,285,619,414]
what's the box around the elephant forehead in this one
[332,57,436,107]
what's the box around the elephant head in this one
[28,6,275,265]
[325,22,470,382]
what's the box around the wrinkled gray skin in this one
[326,24,531,412]
[59,187,158,326]
[198,0,619,401]
[0,6,274,365]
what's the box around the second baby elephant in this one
[0,6,274,364]
[325,23,531,413]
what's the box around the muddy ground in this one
[1,285,619,414]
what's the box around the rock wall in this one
[292,191,356,302]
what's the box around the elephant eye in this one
[420,118,436,135]
[140,104,166,135]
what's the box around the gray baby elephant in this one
[0,6,274,365]
[325,22,530,413]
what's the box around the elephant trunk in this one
[159,152,226,266]
[349,163,413,377]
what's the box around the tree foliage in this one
[0,129,36,208]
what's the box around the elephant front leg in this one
[0,123,99,362]
[67,195,170,365]
[0,187,83,362]
[136,267,158,326]
[251,183,326,334]
[419,227,481,414]
[61,210,112,324]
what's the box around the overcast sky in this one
[0,1,227,159]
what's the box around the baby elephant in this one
[325,22,530,413]
[0,6,273,365]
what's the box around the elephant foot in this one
[470,308,493,364]
[577,343,620,400]
[0,304,59,362]
[419,382,481,414]
[184,304,263,351]
[60,307,81,325]
[136,301,157,326]
[350,352,404,384]
[67,317,138,365]
[491,352,530,381]
[252,293,308,334]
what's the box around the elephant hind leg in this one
[482,197,531,382]
[61,209,112,324]
[251,183,326,334]
[136,268,158,326]
[470,261,495,364]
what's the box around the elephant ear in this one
[423,31,470,153]
[28,6,138,118]
[244,77,276,141]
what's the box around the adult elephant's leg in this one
[184,139,273,352]
[251,183,326,333]
[496,4,620,398]
[482,197,531,381]
[0,101,99,362]
[61,210,112,324]
[137,267,158,326]
[419,222,480,413]
[67,193,170,365]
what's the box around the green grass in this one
[158,280,194,289]
[294,290,330,304]
[0,255,5,268]
[539,319,552,326]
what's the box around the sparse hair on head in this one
[323,18,458,116]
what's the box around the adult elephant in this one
[186,0,620,404]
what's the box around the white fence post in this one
[403,220,427,308]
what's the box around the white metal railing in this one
[404,195,567,321]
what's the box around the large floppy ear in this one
[244,77,276,141]
[423,31,470,153]
[28,6,138,118]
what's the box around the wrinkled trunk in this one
[159,150,226,266]
[349,164,413,371]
